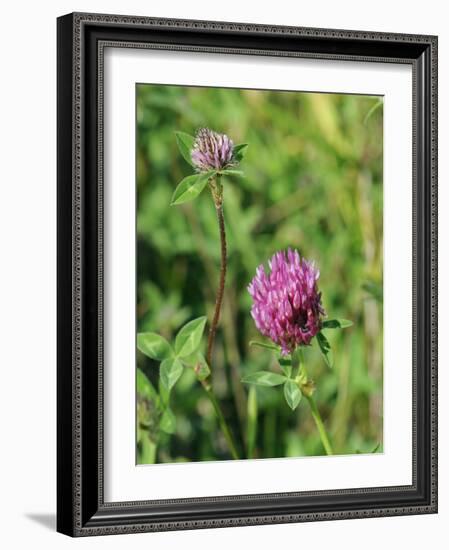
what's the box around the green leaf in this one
[233,143,248,161]
[182,351,210,381]
[242,371,286,386]
[283,380,302,410]
[171,172,214,205]
[174,316,207,357]
[194,361,210,381]
[160,358,183,391]
[316,332,334,368]
[219,169,244,177]
[159,378,169,406]
[322,319,353,329]
[174,131,195,166]
[249,340,281,352]
[137,368,158,400]
[246,386,258,459]
[159,408,176,434]
[137,332,173,361]
[372,442,381,453]
[181,349,204,365]
[278,357,292,378]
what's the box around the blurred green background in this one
[136,84,383,464]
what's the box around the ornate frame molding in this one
[57,12,437,536]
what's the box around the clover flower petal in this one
[191,128,235,172]
[248,249,325,354]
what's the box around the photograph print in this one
[135,83,384,465]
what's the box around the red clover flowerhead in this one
[191,128,235,172]
[248,249,325,355]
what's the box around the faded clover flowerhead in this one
[248,249,325,355]
[191,128,235,172]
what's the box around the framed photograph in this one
[57,12,438,536]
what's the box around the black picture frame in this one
[57,12,438,537]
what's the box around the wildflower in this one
[191,128,235,172]
[248,249,325,355]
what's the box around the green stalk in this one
[246,385,257,459]
[139,431,157,464]
[201,379,240,460]
[297,349,333,456]
[305,395,333,456]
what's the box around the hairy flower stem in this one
[206,179,227,369]
[305,395,334,456]
[198,178,240,460]
[200,379,240,460]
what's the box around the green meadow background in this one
[136,84,383,463]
